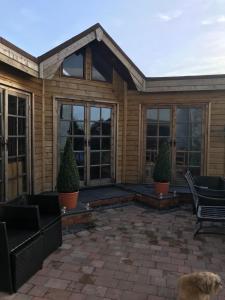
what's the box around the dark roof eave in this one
[0,37,37,63]
[147,74,225,81]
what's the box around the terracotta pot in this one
[58,191,79,209]
[154,182,169,195]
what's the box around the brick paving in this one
[1,204,225,300]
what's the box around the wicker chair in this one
[185,171,225,237]
[0,205,43,293]
[8,194,62,260]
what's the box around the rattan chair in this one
[0,205,43,293]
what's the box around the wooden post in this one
[122,82,127,183]
[42,79,45,192]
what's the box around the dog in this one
[177,272,222,300]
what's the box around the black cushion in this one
[39,214,60,229]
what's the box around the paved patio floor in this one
[1,204,225,300]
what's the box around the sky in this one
[1,0,225,77]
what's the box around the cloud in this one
[158,10,183,22]
[201,15,225,25]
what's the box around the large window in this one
[62,50,84,78]
[92,50,113,82]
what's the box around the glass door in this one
[144,105,205,185]
[144,107,172,182]
[175,107,204,184]
[89,106,112,185]
[7,93,28,201]
[0,89,29,202]
[59,102,114,187]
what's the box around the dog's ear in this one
[195,273,212,294]
[214,276,222,293]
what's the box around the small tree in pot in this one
[153,142,171,195]
[57,138,80,209]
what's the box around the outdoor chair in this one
[185,171,225,237]
[0,205,43,293]
[193,175,225,200]
[7,194,62,260]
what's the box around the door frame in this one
[142,103,209,185]
[56,98,117,187]
[0,85,31,201]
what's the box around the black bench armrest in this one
[0,206,40,230]
[29,194,61,216]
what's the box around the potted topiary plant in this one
[153,142,171,195]
[57,138,80,209]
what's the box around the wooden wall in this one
[0,63,43,194]
[125,90,225,183]
[43,65,126,191]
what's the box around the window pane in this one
[102,121,111,136]
[73,105,84,121]
[18,138,26,155]
[101,166,111,178]
[189,152,201,166]
[159,124,170,136]
[8,95,17,115]
[18,98,26,116]
[75,152,84,166]
[147,109,157,122]
[90,151,100,165]
[73,138,84,151]
[60,105,71,120]
[101,108,111,121]
[102,151,111,164]
[92,51,112,82]
[8,117,17,135]
[60,121,72,136]
[60,137,67,151]
[176,108,189,123]
[90,166,100,179]
[147,124,157,136]
[90,121,100,135]
[78,168,84,181]
[176,138,188,150]
[62,51,84,78]
[90,138,100,150]
[8,138,17,156]
[190,108,202,123]
[176,123,188,137]
[146,137,157,150]
[8,158,17,178]
[159,109,170,121]
[102,138,111,150]
[91,107,100,121]
[73,121,84,135]
[18,118,26,135]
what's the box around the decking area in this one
[1,203,225,300]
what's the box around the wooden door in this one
[58,102,115,187]
[0,89,30,202]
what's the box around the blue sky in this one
[1,0,225,76]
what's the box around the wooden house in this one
[1,23,225,201]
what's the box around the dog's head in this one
[196,272,222,295]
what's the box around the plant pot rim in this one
[58,191,79,194]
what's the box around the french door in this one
[0,88,30,202]
[144,105,206,185]
[59,102,115,186]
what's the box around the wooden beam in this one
[122,82,127,182]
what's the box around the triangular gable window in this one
[92,50,112,82]
[62,49,84,78]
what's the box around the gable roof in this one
[38,23,145,90]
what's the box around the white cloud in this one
[201,15,225,25]
[158,10,183,22]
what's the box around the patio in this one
[1,203,225,300]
